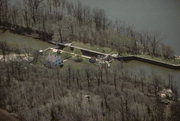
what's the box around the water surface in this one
[124,60,180,97]
[79,0,180,55]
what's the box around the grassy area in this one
[38,47,96,69]
[72,41,117,54]
[0,30,55,50]
[72,41,180,65]
[62,58,98,72]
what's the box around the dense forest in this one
[0,0,180,121]
[0,0,175,59]
[0,41,179,121]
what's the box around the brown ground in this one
[0,109,20,121]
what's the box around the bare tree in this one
[141,32,150,54]
[9,5,18,26]
[161,44,174,59]
[74,1,83,24]
[0,41,10,62]
[22,2,30,28]
[85,69,91,89]
[152,75,162,96]
[57,23,64,42]
[52,0,65,21]
[93,8,107,31]
[82,5,91,24]
[24,0,44,25]
[150,36,160,56]
[0,0,9,24]
[66,1,74,16]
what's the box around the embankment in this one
[0,22,53,41]
[117,56,180,70]
[55,42,180,70]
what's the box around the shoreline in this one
[50,41,180,70]
[1,26,180,70]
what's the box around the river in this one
[78,0,180,55]
[123,60,180,97]
[77,0,180,96]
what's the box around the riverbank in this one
[117,55,180,70]
[1,29,180,70]
[51,41,180,70]
[71,41,180,65]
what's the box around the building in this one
[45,54,63,67]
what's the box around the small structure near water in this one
[40,47,64,68]
[89,57,97,63]
[44,54,63,68]
[89,55,113,67]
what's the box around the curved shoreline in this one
[116,56,180,70]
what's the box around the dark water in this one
[79,0,180,55]
[77,0,180,96]
[124,61,180,97]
